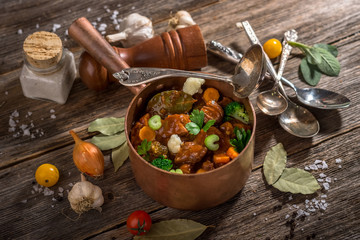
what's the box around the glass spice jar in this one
[19,31,76,104]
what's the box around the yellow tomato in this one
[35,163,59,187]
[263,38,282,59]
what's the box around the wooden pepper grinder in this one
[78,25,207,91]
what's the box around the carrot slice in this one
[213,153,230,164]
[226,147,239,160]
[196,168,207,174]
[139,126,156,141]
[203,87,220,103]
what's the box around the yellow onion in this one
[69,130,104,177]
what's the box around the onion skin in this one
[69,130,104,177]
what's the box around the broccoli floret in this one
[151,156,173,171]
[224,102,250,124]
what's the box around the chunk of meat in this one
[220,122,234,136]
[156,114,190,144]
[201,100,224,124]
[174,142,207,165]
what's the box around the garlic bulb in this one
[167,10,196,31]
[68,175,104,214]
[106,13,154,47]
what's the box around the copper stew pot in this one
[125,77,256,210]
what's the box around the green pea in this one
[148,115,162,130]
[204,134,219,151]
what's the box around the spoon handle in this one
[113,67,231,86]
[239,21,278,81]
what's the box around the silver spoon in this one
[207,40,350,109]
[277,32,320,137]
[240,21,288,115]
[239,22,320,138]
[113,44,266,99]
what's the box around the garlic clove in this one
[168,10,196,31]
[106,13,154,47]
[70,130,104,177]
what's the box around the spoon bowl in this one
[113,44,266,99]
[278,101,320,137]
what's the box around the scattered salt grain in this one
[335,158,342,164]
[17,29,23,34]
[87,7,91,12]
[23,129,30,136]
[50,109,55,113]
[36,23,39,29]
[334,177,337,181]
[292,204,299,209]
[58,192,64,197]
[98,23,107,31]
[115,25,120,31]
[58,187,64,193]
[68,183,74,187]
[321,199,326,203]
[323,182,330,191]
[52,197,57,201]
[321,194,327,198]
[131,6,136,10]
[31,190,35,194]
[314,160,322,164]
[265,218,268,221]
[9,118,16,127]
[33,184,39,192]
[319,173,326,178]
[309,164,318,170]
[97,17,102,22]
[253,213,256,216]
[5,91,8,95]
[285,214,290,219]
[43,187,54,196]
[65,29,68,36]
[325,177,331,183]
[288,195,293,201]
[52,24,61,32]
[21,199,27,203]
[338,165,342,169]
[11,110,19,117]
[317,178,324,182]
[322,160,328,169]
[50,114,56,119]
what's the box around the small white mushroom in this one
[106,13,154,47]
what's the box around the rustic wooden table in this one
[1,0,359,239]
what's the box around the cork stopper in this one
[23,31,63,69]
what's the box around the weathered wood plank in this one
[0,0,218,74]
[90,127,360,240]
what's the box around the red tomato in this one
[126,210,152,236]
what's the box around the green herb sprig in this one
[137,139,151,161]
[288,41,340,86]
[185,109,216,135]
[230,127,251,153]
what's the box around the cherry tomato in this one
[35,163,59,187]
[127,210,152,236]
[263,38,282,59]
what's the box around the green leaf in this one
[305,48,322,65]
[300,58,322,86]
[90,132,126,150]
[263,143,287,185]
[134,219,208,240]
[315,47,341,76]
[272,168,321,194]
[88,117,125,135]
[137,139,151,156]
[185,122,201,135]
[314,43,338,57]
[202,119,216,132]
[189,109,204,128]
[111,142,129,172]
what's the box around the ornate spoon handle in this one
[113,67,231,87]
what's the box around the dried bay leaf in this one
[134,219,208,240]
[88,117,125,135]
[273,168,321,194]
[90,132,126,150]
[263,143,287,185]
[112,141,129,172]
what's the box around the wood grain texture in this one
[0,0,359,239]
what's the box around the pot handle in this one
[68,17,144,94]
